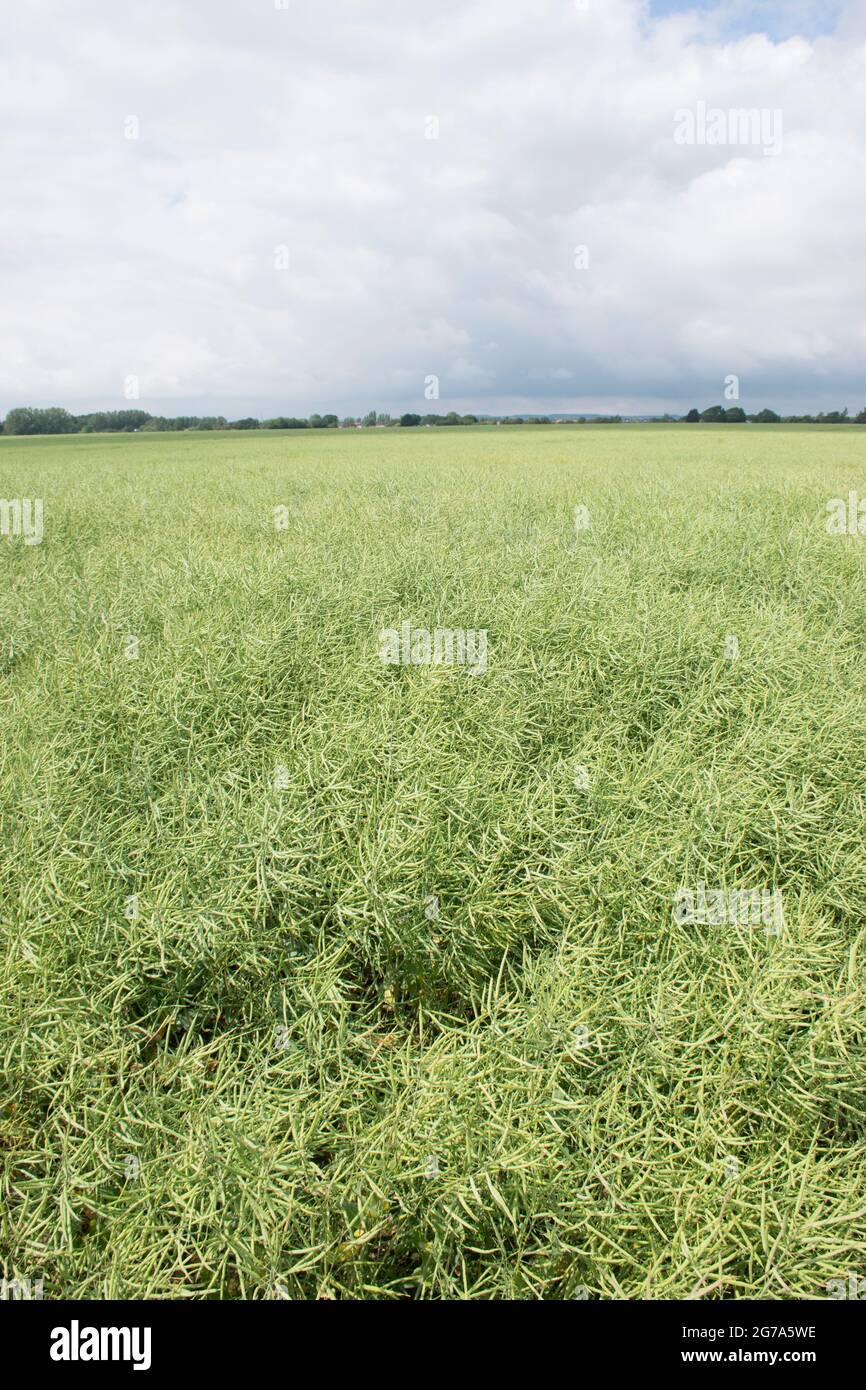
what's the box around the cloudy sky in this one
[1,0,864,418]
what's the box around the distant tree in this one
[3,406,77,435]
[685,408,700,422]
[229,418,260,429]
[856,408,866,424]
[320,414,339,428]
[700,405,726,422]
[724,407,747,422]
[752,408,781,423]
[461,414,478,425]
[817,409,848,424]
[362,410,377,427]
[400,413,421,426]
[76,409,151,432]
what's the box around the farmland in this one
[1,424,864,1299]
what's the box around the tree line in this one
[684,406,865,423]
[2,404,865,435]
[0,407,483,435]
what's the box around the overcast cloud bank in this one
[1,0,864,418]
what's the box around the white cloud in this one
[0,0,863,417]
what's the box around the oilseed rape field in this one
[1,424,864,1300]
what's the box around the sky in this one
[1,0,864,419]
[649,0,845,39]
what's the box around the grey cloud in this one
[1,0,864,417]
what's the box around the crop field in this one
[1,424,864,1301]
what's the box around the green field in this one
[1,424,864,1300]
